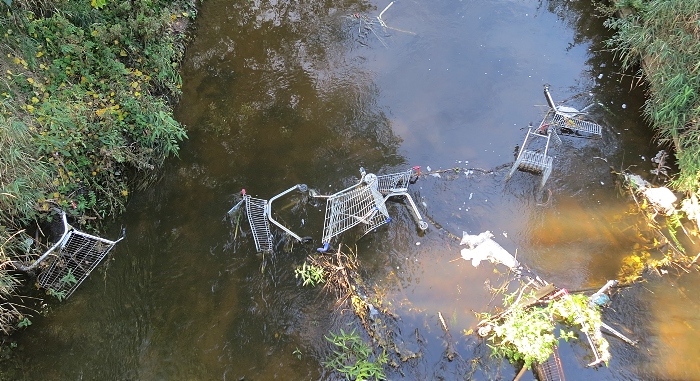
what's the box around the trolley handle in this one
[266,184,308,242]
[12,210,71,272]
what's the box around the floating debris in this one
[460,231,520,271]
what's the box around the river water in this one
[10,0,700,380]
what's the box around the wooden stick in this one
[513,365,528,381]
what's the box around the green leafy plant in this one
[60,269,78,286]
[91,0,107,9]
[292,347,302,360]
[0,0,195,336]
[295,261,325,287]
[481,291,610,369]
[17,317,31,328]
[46,288,67,302]
[604,0,700,194]
[324,328,388,381]
[666,211,686,253]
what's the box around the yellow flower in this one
[121,190,129,196]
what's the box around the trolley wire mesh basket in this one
[506,127,556,189]
[375,168,428,230]
[244,195,273,253]
[316,172,391,249]
[534,346,566,381]
[543,84,602,137]
[13,210,125,300]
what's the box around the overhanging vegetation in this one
[0,0,194,333]
[604,0,700,193]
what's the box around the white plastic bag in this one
[460,231,519,270]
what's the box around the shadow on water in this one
[10,0,698,380]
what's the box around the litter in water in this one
[230,167,427,253]
[13,210,125,300]
[506,84,604,189]
[460,231,520,270]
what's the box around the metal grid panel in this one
[535,346,566,381]
[321,182,390,244]
[38,230,117,299]
[550,112,602,136]
[245,195,273,252]
[375,169,413,195]
[519,150,553,173]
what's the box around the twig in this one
[688,252,700,268]
[513,365,528,381]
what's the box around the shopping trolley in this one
[13,210,125,299]
[506,84,604,188]
[230,167,427,253]
[313,167,428,252]
[506,126,558,189]
[534,346,566,381]
[229,184,310,253]
[375,167,429,231]
[543,84,602,137]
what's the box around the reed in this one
[605,0,700,193]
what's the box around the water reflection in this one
[11,0,689,380]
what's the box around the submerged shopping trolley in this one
[534,346,566,381]
[506,84,604,188]
[13,210,125,299]
[374,167,429,230]
[312,167,428,252]
[542,84,602,137]
[506,126,558,190]
[229,184,310,253]
[231,167,428,253]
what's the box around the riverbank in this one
[0,0,195,335]
[604,0,700,195]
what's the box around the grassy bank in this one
[604,0,700,193]
[0,0,194,334]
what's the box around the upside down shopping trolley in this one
[228,167,428,253]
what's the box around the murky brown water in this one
[9,0,700,380]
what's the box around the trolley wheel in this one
[418,221,429,230]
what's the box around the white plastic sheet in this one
[460,231,519,270]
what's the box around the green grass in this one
[0,0,195,334]
[604,0,700,193]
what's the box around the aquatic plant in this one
[323,328,388,381]
[479,289,609,369]
[46,288,67,302]
[294,261,325,287]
